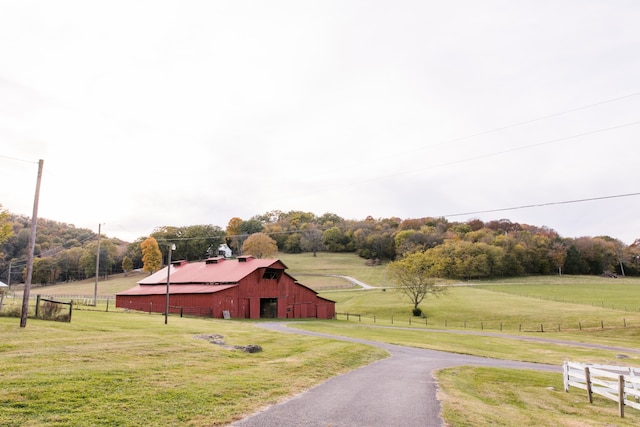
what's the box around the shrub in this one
[40,301,62,320]
[0,305,21,318]
[412,307,422,317]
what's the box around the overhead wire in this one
[441,192,640,218]
[0,154,38,164]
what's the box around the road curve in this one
[229,323,560,427]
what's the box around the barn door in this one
[260,298,278,318]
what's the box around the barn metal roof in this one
[117,283,237,296]
[136,257,287,285]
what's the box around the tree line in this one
[1,206,640,286]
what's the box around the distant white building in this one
[217,244,232,258]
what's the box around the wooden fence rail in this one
[563,361,640,417]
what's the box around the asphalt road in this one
[229,323,561,427]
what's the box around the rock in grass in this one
[194,334,262,353]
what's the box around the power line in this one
[425,90,640,152]
[287,118,640,200]
[0,154,38,164]
[408,119,640,176]
[441,192,640,218]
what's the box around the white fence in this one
[563,361,640,417]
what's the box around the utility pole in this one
[20,159,44,328]
[165,243,175,324]
[93,223,102,306]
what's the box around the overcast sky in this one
[1,1,639,244]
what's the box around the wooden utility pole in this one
[20,159,44,328]
[93,223,102,306]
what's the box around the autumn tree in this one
[242,232,278,259]
[387,251,446,315]
[226,217,243,253]
[0,204,12,245]
[141,237,162,274]
[550,242,568,275]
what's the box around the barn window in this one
[262,268,280,280]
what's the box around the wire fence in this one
[334,312,635,332]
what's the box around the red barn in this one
[116,256,335,319]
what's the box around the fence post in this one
[35,294,40,318]
[69,301,73,322]
[585,367,593,403]
[106,298,109,312]
[409,317,411,325]
[619,375,625,418]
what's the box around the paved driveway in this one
[230,323,561,427]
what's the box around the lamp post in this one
[165,243,176,325]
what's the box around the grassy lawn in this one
[5,252,640,426]
[436,366,640,426]
[477,277,640,311]
[0,311,386,427]
[320,286,640,333]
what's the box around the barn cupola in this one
[171,260,188,267]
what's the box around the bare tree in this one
[301,227,324,257]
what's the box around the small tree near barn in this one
[242,233,278,259]
[141,237,162,274]
[387,251,446,316]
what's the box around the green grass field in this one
[0,311,386,426]
[3,252,640,425]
